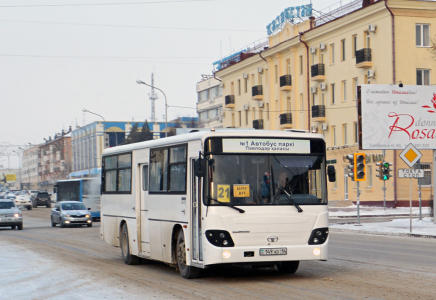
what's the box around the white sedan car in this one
[14,195,32,210]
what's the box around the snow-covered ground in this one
[329,205,432,217]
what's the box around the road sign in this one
[399,143,422,168]
[398,169,424,178]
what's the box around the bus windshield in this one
[205,154,327,206]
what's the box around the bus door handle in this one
[181,209,185,214]
[132,206,135,210]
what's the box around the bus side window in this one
[143,165,149,191]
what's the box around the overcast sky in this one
[0,0,342,168]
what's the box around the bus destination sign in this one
[222,139,310,154]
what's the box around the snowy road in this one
[1,209,436,300]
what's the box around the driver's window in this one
[142,165,149,191]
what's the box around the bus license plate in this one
[259,248,287,256]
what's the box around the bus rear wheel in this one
[276,261,299,274]
[120,223,139,265]
[176,229,201,279]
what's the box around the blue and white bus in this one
[54,178,101,220]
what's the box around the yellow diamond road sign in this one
[399,143,422,168]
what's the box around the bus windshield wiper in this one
[207,196,245,213]
[274,184,303,213]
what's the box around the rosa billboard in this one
[360,84,436,150]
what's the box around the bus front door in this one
[191,158,203,265]
[139,164,150,257]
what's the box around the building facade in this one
[21,144,40,190]
[197,75,224,128]
[216,0,436,206]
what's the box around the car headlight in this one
[64,214,71,217]
[13,213,20,218]
[85,215,90,218]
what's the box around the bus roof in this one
[101,129,325,156]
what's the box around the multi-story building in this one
[197,75,224,128]
[215,0,436,206]
[71,118,198,176]
[21,144,40,190]
[38,131,72,191]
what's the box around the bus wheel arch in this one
[175,227,201,279]
[171,225,183,265]
[120,221,139,265]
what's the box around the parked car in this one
[14,195,32,210]
[6,194,16,200]
[32,191,51,208]
[29,190,39,198]
[0,199,23,230]
[51,201,92,228]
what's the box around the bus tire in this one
[120,223,139,265]
[276,261,299,274]
[176,229,201,279]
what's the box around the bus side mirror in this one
[327,165,336,182]
[194,158,206,177]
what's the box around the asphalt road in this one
[1,208,435,300]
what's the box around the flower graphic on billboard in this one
[421,93,436,113]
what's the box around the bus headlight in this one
[313,248,321,256]
[223,250,231,259]
[205,230,235,247]
[308,228,329,245]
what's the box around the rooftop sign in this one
[266,4,313,35]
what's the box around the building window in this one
[367,166,373,187]
[252,107,255,120]
[415,162,431,186]
[232,113,235,127]
[258,73,263,87]
[312,93,316,106]
[321,92,325,105]
[341,39,346,61]
[266,103,269,120]
[251,74,255,87]
[416,24,430,47]
[238,111,241,127]
[354,122,358,144]
[245,110,248,125]
[238,79,241,95]
[365,31,371,48]
[332,126,336,146]
[244,78,248,93]
[299,56,303,75]
[311,53,316,65]
[287,97,291,112]
[300,94,304,113]
[417,69,430,85]
[342,80,347,102]
[352,34,357,58]
[275,65,278,83]
[353,77,358,100]
[343,124,347,145]
[330,44,335,65]
[286,59,291,74]
[231,82,234,95]
[331,83,335,104]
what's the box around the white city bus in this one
[100,129,335,278]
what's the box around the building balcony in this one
[312,105,326,122]
[253,119,264,130]
[311,64,325,81]
[279,75,292,91]
[252,85,263,100]
[355,48,372,68]
[225,95,235,108]
[279,113,293,129]
[54,167,60,172]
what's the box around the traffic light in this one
[354,153,366,181]
[376,161,383,181]
[344,154,355,181]
[382,161,393,181]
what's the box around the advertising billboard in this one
[360,84,436,150]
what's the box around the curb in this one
[330,228,436,239]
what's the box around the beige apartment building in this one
[215,0,436,206]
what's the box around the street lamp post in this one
[82,108,117,147]
[77,126,91,178]
[136,80,168,137]
[12,150,22,189]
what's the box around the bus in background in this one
[54,178,101,220]
[100,129,335,278]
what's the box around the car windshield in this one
[205,154,327,206]
[61,203,87,210]
[0,202,15,209]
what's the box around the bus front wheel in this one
[120,223,139,265]
[176,229,201,279]
[276,261,299,274]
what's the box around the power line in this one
[0,0,216,8]
[0,19,263,32]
